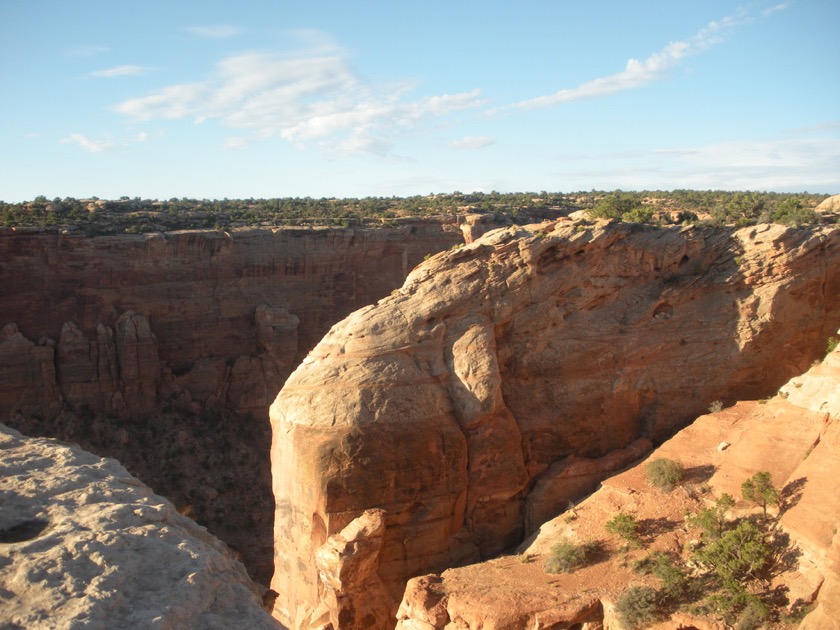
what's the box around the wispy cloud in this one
[186,25,242,39]
[761,2,792,17]
[556,134,840,192]
[115,39,484,155]
[494,7,774,113]
[90,65,151,78]
[60,133,117,153]
[449,136,495,150]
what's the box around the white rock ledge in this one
[0,424,284,630]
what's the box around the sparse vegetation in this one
[827,336,839,356]
[605,513,643,549]
[614,585,660,629]
[645,458,685,492]
[543,540,588,573]
[0,190,830,234]
[708,400,723,413]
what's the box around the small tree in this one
[645,458,685,492]
[606,513,643,549]
[687,493,735,540]
[741,472,779,515]
[694,520,772,592]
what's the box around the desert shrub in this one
[687,493,735,541]
[694,520,772,591]
[736,600,770,630]
[543,540,587,573]
[632,551,687,598]
[615,585,660,629]
[645,458,684,492]
[827,336,839,356]
[606,513,643,549]
[741,471,779,515]
[708,400,723,413]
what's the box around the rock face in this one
[269,221,840,628]
[0,423,284,630]
[395,337,840,630]
[0,221,464,584]
[0,222,463,421]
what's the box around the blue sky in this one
[1,0,838,201]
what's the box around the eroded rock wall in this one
[394,335,840,629]
[0,220,464,585]
[0,222,463,420]
[269,221,840,628]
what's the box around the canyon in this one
[2,212,839,629]
[0,218,474,585]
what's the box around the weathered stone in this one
[397,338,840,630]
[0,423,284,630]
[270,221,840,628]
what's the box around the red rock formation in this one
[395,339,840,629]
[0,222,464,420]
[269,221,840,628]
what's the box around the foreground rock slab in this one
[269,220,840,628]
[0,424,283,630]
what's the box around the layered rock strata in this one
[0,423,284,630]
[0,221,464,583]
[269,221,840,628]
[0,222,464,421]
[396,337,840,629]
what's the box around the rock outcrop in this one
[0,423,284,630]
[269,220,840,628]
[395,337,840,629]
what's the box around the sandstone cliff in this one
[0,222,464,421]
[396,337,840,629]
[268,220,840,628]
[0,423,284,630]
[0,221,465,584]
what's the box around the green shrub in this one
[543,540,587,574]
[615,585,660,629]
[606,513,643,549]
[827,336,839,355]
[645,458,685,492]
[694,520,771,592]
[632,551,687,598]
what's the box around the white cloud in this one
[60,133,117,153]
[449,136,495,150]
[494,7,771,113]
[91,65,150,78]
[762,2,791,17]
[186,25,242,39]
[556,135,840,192]
[114,42,484,155]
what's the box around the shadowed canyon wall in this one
[268,221,840,629]
[0,219,469,584]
